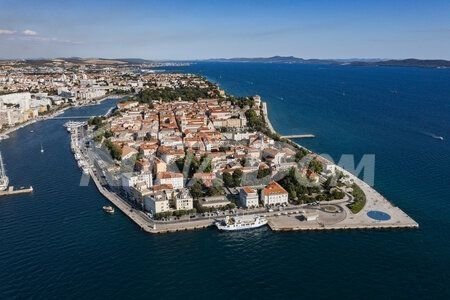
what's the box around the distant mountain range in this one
[2,56,449,68]
[202,56,450,68]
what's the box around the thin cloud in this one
[0,28,82,44]
[21,35,83,45]
[0,29,16,35]
[22,29,37,36]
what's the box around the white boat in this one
[103,206,115,214]
[82,166,89,174]
[40,143,44,153]
[0,152,9,191]
[215,215,268,231]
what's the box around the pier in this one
[281,134,315,139]
[0,186,33,197]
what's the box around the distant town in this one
[0,58,418,233]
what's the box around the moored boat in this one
[215,215,267,231]
[103,205,115,214]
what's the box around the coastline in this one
[261,100,418,230]
[0,94,125,140]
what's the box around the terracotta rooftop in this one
[263,181,288,196]
[242,186,257,194]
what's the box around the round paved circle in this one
[367,210,391,221]
[321,205,340,213]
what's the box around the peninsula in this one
[67,71,418,233]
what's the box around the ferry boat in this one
[103,206,115,214]
[215,215,268,231]
[0,152,9,191]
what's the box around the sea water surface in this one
[1,63,450,299]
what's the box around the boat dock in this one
[0,186,33,197]
[281,134,315,139]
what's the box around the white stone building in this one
[239,186,259,208]
[155,172,184,189]
[261,181,288,206]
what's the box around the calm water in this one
[1,64,450,299]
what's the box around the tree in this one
[332,189,345,200]
[206,185,223,197]
[104,139,122,160]
[88,116,103,126]
[245,109,265,130]
[309,159,323,173]
[225,203,236,210]
[190,180,203,199]
[295,148,308,162]
[232,169,243,187]
[110,144,122,160]
[257,167,271,179]
[222,172,234,187]
[104,130,114,138]
[175,157,185,172]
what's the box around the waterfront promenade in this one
[88,167,216,234]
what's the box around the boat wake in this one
[422,132,444,141]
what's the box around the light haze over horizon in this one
[1,0,449,60]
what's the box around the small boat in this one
[40,143,44,153]
[30,130,34,133]
[103,206,115,214]
[82,166,89,174]
[215,215,267,231]
[431,134,444,141]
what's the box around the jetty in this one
[0,186,33,197]
[281,134,315,139]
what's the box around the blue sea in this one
[1,63,450,299]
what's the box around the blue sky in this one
[0,0,449,59]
